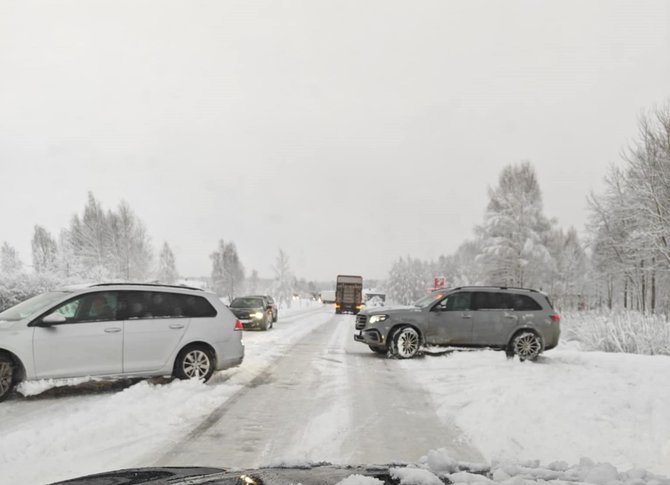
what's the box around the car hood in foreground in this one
[48,464,484,485]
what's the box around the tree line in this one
[387,101,670,314]
[0,191,314,310]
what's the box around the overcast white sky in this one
[1,0,669,282]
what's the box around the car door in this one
[472,291,515,345]
[425,292,474,345]
[121,291,190,373]
[32,291,123,379]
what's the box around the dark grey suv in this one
[353,286,560,360]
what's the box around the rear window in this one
[510,294,542,311]
[121,291,217,319]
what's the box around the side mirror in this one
[40,313,67,326]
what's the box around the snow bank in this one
[335,450,670,485]
[562,311,670,356]
[399,348,670,476]
[336,474,385,485]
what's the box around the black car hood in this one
[48,464,472,485]
[229,307,263,317]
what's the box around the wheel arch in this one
[0,349,27,383]
[173,341,218,371]
[387,323,424,345]
[507,327,545,350]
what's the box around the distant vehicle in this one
[335,275,363,314]
[0,283,245,402]
[247,295,278,322]
[229,296,275,331]
[354,286,560,360]
[320,290,336,304]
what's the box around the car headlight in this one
[252,312,264,319]
[369,314,388,324]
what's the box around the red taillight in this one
[234,319,244,331]
[550,314,560,323]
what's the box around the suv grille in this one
[355,314,367,329]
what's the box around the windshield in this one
[230,297,264,308]
[0,291,69,322]
[2,3,669,485]
[413,292,446,309]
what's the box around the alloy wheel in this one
[395,328,420,358]
[514,333,542,360]
[182,350,211,379]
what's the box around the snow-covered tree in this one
[273,249,294,307]
[387,256,430,304]
[222,242,245,301]
[31,225,58,273]
[107,201,153,281]
[210,239,226,297]
[1,242,23,276]
[476,161,554,288]
[157,242,178,284]
[247,269,260,293]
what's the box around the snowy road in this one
[1,305,669,484]
[156,310,481,468]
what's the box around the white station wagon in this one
[0,283,245,401]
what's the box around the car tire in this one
[511,331,543,361]
[0,355,15,402]
[368,345,387,355]
[391,326,421,359]
[173,345,215,382]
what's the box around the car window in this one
[472,292,512,310]
[49,292,119,323]
[121,291,217,319]
[511,294,542,311]
[443,292,472,311]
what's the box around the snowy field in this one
[1,305,669,485]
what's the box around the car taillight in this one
[550,314,560,323]
[234,320,243,331]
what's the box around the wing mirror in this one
[39,312,67,326]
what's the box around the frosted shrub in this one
[562,311,670,356]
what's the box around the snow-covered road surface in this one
[1,305,669,485]
[156,311,481,468]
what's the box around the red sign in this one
[433,277,446,289]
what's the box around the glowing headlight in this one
[252,311,264,319]
[369,314,388,324]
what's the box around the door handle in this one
[461,313,472,319]
[104,327,122,333]
[504,313,517,319]
[169,323,185,329]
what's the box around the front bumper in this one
[353,329,384,345]
[239,318,265,329]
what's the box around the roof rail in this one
[90,282,204,291]
[446,285,538,292]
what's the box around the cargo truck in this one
[335,275,363,314]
